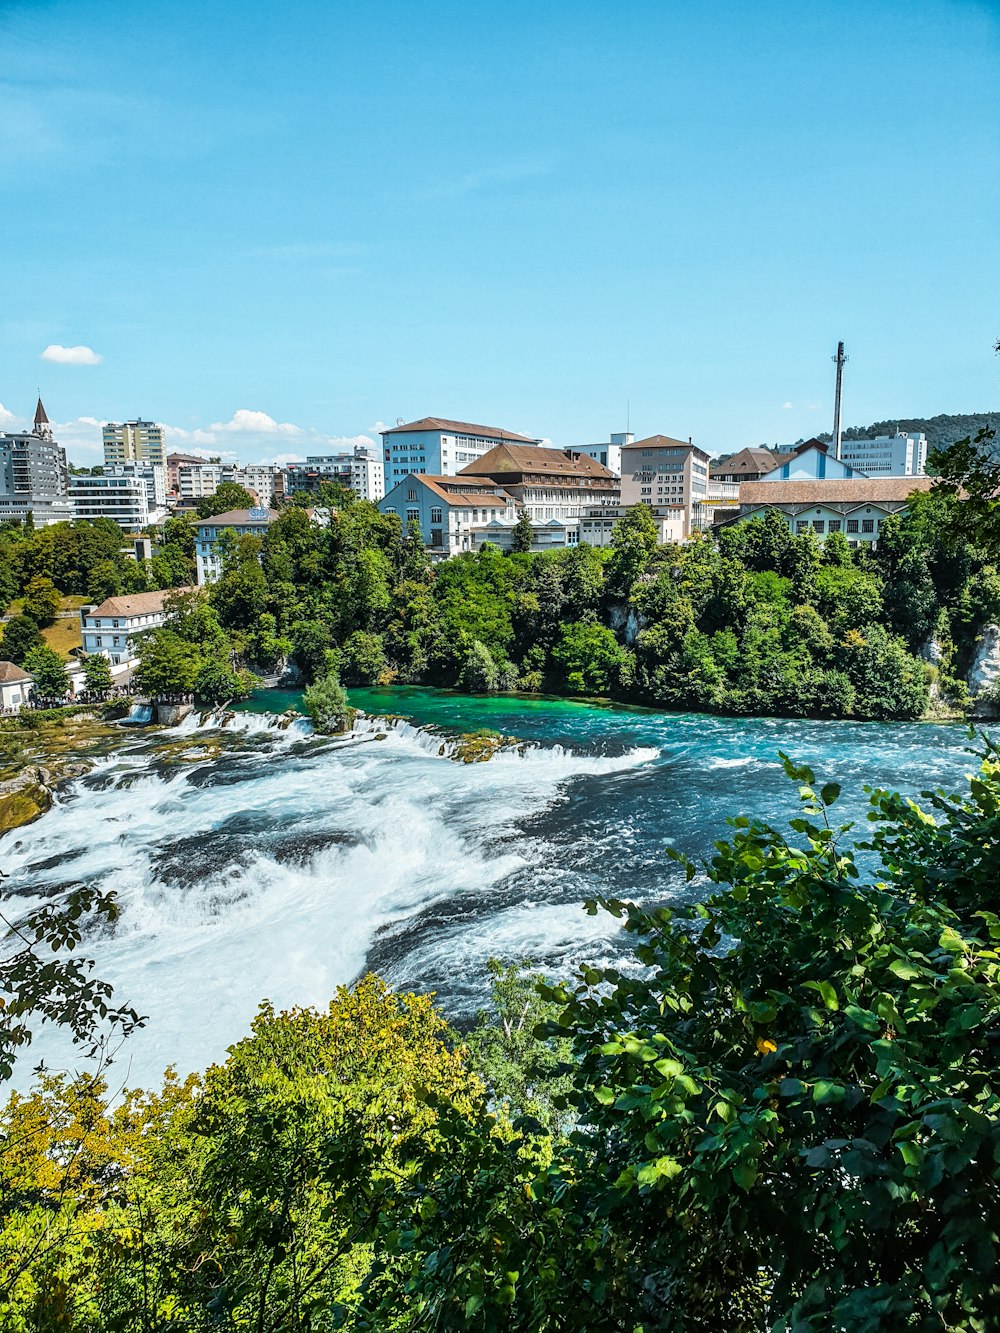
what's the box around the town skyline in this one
[3,0,998,462]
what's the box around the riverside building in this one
[458,443,620,536]
[378,475,517,555]
[380,417,541,491]
[80,588,182,666]
[732,476,936,547]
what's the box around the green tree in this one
[132,630,199,696]
[0,615,43,666]
[606,503,659,597]
[340,629,388,684]
[303,670,353,733]
[510,508,534,553]
[23,645,69,698]
[21,576,61,628]
[552,620,633,695]
[195,481,256,519]
[81,653,114,694]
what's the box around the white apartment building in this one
[575,432,633,477]
[580,505,689,546]
[619,435,711,538]
[70,473,150,530]
[195,507,276,583]
[379,475,517,556]
[102,420,166,468]
[80,588,182,666]
[233,464,282,507]
[839,431,928,477]
[175,461,238,501]
[108,462,167,518]
[380,417,541,490]
[284,445,384,502]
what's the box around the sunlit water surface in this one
[1,687,974,1090]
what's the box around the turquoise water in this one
[4,687,976,1088]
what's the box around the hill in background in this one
[813,412,1000,453]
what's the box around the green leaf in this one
[820,782,841,807]
[803,979,839,1010]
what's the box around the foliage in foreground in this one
[2,746,999,1328]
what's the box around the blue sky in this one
[1,0,998,463]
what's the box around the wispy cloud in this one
[41,343,103,365]
[0,402,15,424]
[781,401,793,410]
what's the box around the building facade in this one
[458,443,620,536]
[0,397,74,526]
[575,432,633,477]
[579,505,689,546]
[176,461,238,502]
[102,420,166,469]
[80,589,182,666]
[757,439,866,483]
[195,508,276,583]
[733,477,936,547]
[378,475,517,556]
[166,452,208,493]
[284,445,385,502]
[108,462,167,517]
[709,447,778,484]
[70,473,150,529]
[619,435,711,538]
[233,464,283,507]
[839,431,928,477]
[0,661,33,713]
[380,417,541,491]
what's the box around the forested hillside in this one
[816,411,1000,453]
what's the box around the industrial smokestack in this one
[832,341,847,461]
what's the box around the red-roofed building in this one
[380,417,542,492]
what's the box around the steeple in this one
[33,396,52,441]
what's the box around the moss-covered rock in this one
[451,728,517,764]
[0,783,52,834]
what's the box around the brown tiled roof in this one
[740,477,935,505]
[382,417,540,443]
[390,476,512,508]
[34,397,49,426]
[459,444,617,479]
[195,509,278,527]
[623,433,693,451]
[0,660,32,684]
[87,589,190,618]
[710,447,776,476]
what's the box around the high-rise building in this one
[107,462,167,517]
[0,397,74,526]
[284,445,385,502]
[102,419,166,468]
[69,473,150,529]
[619,435,712,538]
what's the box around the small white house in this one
[0,661,33,712]
[79,589,183,666]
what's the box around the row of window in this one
[795,517,876,535]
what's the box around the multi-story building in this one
[619,435,711,538]
[176,461,238,502]
[233,464,282,507]
[839,430,928,477]
[732,476,936,547]
[710,447,778,484]
[378,475,518,556]
[0,398,74,527]
[380,417,541,491]
[458,443,619,536]
[579,505,689,546]
[575,432,633,477]
[80,588,182,666]
[102,419,166,469]
[166,452,207,493]
[195,507,276,583]
[108,462,167,518]
[70,473,150,530]
[284,445,384,502]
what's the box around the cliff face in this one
[969,624,1000,714]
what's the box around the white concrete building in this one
[619,435,712,538]
[758,439,866,483]
[284,445,384,502]
[379,475,517,556]
[380,417,541,491]
[233,464,282,507]
[80,589,183,666]
[840,431,928,477]
[0,661,33,713]
[70,473,150,530]
[579,505,689,547]
[176,461,238,501]
[108,462,167,518]
[195,507,276,583]
[575,432,633,477]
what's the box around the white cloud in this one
[265,452,307,467]
[0,402,14,424]
[213,408,301,436]
[781,401,794,410]
[41,343,103,365]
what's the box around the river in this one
[0,688,976,1091]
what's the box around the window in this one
[846,519,859,533]
[812,520,825,533]
[862,518,875,534]
[796,520,809,533]
[430,506,442,524]
[828,520,841,532]
[406,508,419,524]
[407,489,417,501]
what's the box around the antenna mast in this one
[831,340,847,460]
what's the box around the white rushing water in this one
[2,713,658,1090]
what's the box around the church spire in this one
[33,396,52,441]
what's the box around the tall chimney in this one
[832,341,846,461]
